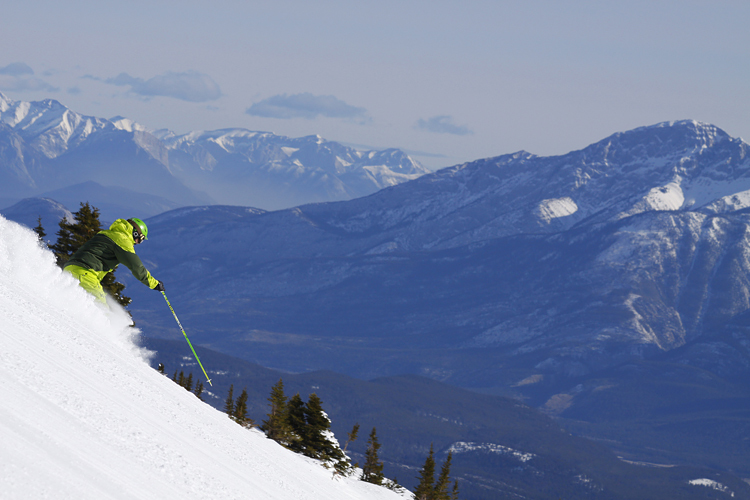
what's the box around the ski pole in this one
[161,291,213,386]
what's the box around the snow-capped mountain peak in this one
[0,93,113,158]
[110,115,149,133]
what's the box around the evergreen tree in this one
[343,423,360,453]
[451,479,459,500]
[361,427,384,485]
[434,452,454,500]
[184,373,194,392]
[261,379,292,445]
[414,444,436,500]
[50,202,131,307]
[194,380,204,401]
[33,216,46,245]
[233,388,254,428]
[304,393,345,463]
[224,384,235,416]
[286,393,307,453]
[50,202,102,266]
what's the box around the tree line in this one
[161,368,459,499]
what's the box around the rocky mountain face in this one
[0,92,428,213]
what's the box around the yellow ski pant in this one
[64,264,108,304]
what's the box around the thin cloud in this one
[105,71,222,103]
[416,115,473,136]
[246,93,368,121]
[0,62,58,92]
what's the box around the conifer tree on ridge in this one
[414,444,436,500]
[361,427,384,485]
[262,378,293,445]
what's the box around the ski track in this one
[0,215,403,500]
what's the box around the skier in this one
[63,218,164,304]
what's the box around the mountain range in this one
[122,120,750,380]
[112,120,750,480]
[0,92,428,219]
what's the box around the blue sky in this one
[1,0,748,169]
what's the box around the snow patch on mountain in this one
[448,442,535,462]
[536,197,578,222]
[698,187,750,214]
[688,478,734,496]
[618,182,685,220]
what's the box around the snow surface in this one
[0,215,404,500]
[535,197,578,222]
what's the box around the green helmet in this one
[129,218,148,240]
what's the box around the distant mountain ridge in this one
[162,127,427,209]
[0,92,429,212]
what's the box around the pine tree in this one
[50,202,102,266]
[304,393,345,462]
[343,423,360,453]
[224,384,235,416]
[184,373,194,392]
[287,393,307,453]
[414,444,436,500]
[194,380,204,401]
[233,388,254,428]
[262,379,292,445]
[330,422,360,476]
[361,427,384,485]
[50,202,131,307]
[33,216,46,245]
[434,452,454,500]
[451,479,459,500]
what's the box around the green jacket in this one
[64,219,159,289]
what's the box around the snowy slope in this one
[0,215,403,500]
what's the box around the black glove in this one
[155,281,165,292]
